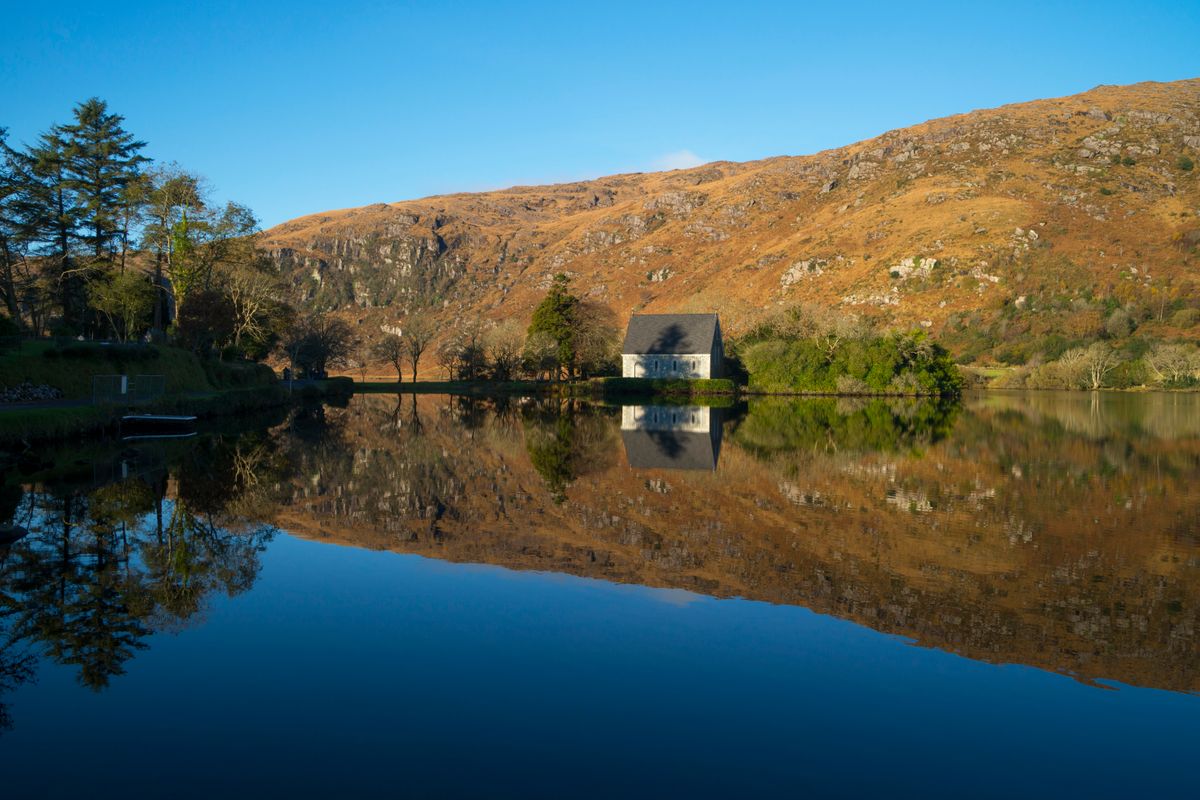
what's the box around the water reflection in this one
[621,406,723,471]
[1,390,1199,734]
[0,423,286,727]
[270,392,1200,694]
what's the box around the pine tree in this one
[0,127,23,322]
[58,98,147,262]
[16,129,87,330]
[528,273,579,379]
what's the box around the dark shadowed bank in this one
[0,378,353,448]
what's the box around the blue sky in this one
[3,0,1197,228]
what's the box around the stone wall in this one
[622,353,713,378]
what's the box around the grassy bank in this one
[589,377,737,401]
[351,377,740,401]
[0,386,278,447]
[0,339,293,446]
[0,340,274,399]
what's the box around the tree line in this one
[367,274,620,382]
[0,98,291,360]
[996,340,1200,390]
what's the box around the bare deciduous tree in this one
[219,258,282,349]
[486,321,525,381]
[1146,343,1200,385]
[1059,343,1120,390]
[284,314,354,378]
[401,312,436,381]
[372,333,406,382]
[522,330,558,380]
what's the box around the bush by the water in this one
[740,331,962,396]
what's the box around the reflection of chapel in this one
[620,405,722,471]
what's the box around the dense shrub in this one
[741,332,963,396]
[1107,358,1148,388]
[1170,308,1199,328]
[996,346,1028,366]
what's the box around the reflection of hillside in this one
[973,390,1200,440]
[277,393,1200,693]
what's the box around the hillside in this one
[260,79,1200,366]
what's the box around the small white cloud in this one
[651,149,707,171]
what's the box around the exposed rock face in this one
[259,79,1200,359]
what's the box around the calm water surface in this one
[1,391,1198,798]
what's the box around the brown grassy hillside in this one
[260,79,1200,366]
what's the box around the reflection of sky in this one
[5,532,1198,798]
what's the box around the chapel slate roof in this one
[620,314,720,355]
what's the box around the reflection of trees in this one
[3,491,148,692]
[0,527,37,733]
[732,397,960,468]
[0,429,284,715]
[973,391,1200,440]
[522,402,619,503]
[278,394,460,539]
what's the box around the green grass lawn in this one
[0,404,116,446]
[0,340,274,399]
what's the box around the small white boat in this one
[121,414,197,425]
[122,431,199,441]
[120,414,198,438]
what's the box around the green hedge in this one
[594,377,737,398]
[741,333,963,396]
[44,342,160,361]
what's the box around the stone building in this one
[620,313,724,379]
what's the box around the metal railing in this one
[92,374,166,407]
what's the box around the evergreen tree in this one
[528,273,579,379]
[58,98,147,262]
[0,127,24,322]
[8,128,87,330]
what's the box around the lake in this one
[1,391,1198,798]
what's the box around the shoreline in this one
[0,380,351,449]
[6,378,1196,449]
